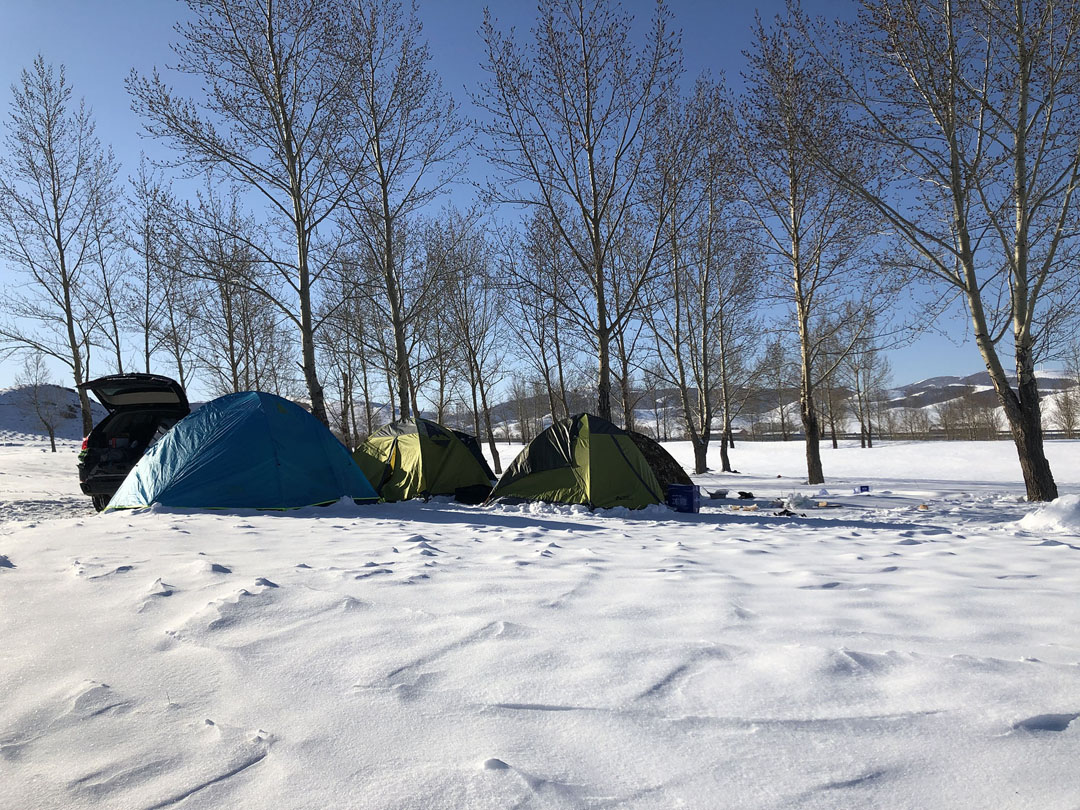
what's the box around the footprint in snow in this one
[76,562,135,580]
[355,568,393,579]
[0,554,14,569]
[1013,713,1079,732]
[1,680,133,761]
[821,769,887,790]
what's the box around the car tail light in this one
[81,436,89,450]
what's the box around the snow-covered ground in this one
[2,439,1079,809]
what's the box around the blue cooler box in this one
[666,484,700,513]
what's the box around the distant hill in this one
[482,370,1078,440]
[0,386,107,444]
[3,370,1076,444]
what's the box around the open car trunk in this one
[79,374,188,412]
[77,374,190,505]
[81,410,186,479]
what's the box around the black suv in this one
[77,374,190,510]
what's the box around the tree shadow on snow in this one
[131,499,606,534]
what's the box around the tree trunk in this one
[597,326,612,421]
[691,438,708,476]
[801,396,824,485]
[1007,397,1056,501]
[340,370,353,449]
[478,379,503,476]
[391,314,410,419]
[620,368,634,431]
[553,309,569,419]
[469,371,482,439]
[796,297,823,483]
[779,385,789,441]
[995,346,1058,501]
[296,226,326,425]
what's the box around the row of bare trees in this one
[3,0,1080,499]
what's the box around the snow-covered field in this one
[2,438,1080,809]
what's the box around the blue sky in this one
[0,0,979,392]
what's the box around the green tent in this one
[352,418,494,502]
[489,413,663,509]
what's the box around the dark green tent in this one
[352,418,493,502]
[627,430,692,492]
[451,429,497,481]
[489,413,663,509]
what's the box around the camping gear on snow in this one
[77,373,190,511]
[106,391,377,510]
[351,418,494,502]
[666,484,701,513]
[488,413,664,510]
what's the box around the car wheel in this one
[91,495,110,512]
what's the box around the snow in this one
[1018,494,1080,535]
[2,438,1080,808]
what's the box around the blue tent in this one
[106,391,378,510]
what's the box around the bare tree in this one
[644,77,758,473]
[1051,340,1080,438]
[800,0,1080,500]
[736,9,887,484]
[503,209,580,422]
[0,57,115,436]
[86,180,126,374]
[337,0,468,419]
[899,406,934,440]
[412,276,460,423]
[177,183,295,396]
[477,0,680,421]
[128,0,364,425]
[438,212,507,474]
[15,353,65,452]
[757,337,799,441]
[153,237,200,390]
[838,309,893,448]
[125,158,173,373]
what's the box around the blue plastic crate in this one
[666,484,700,513]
